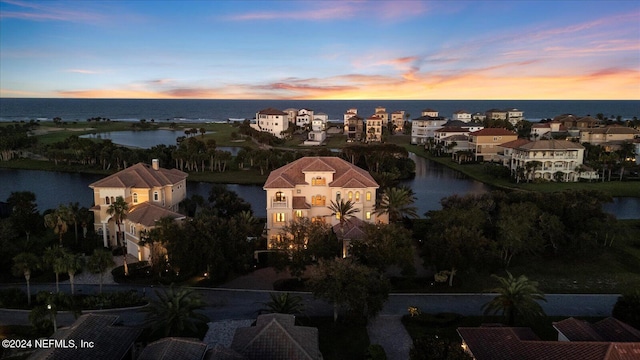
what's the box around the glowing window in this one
[366,192,372,201]
[273,213,286,223]
[275,191,285,202]
[366,211,371,220]
[348,192,353,201]
[132,193,138,203]
[355,192,360,202]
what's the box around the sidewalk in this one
[367,315,413,360]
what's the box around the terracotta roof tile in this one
[89,162,187,189]
[264,157,378,189]
[292,196,311,209]
[500,139,532,149]
[127,202,185,227]
[517,140,584,150]
[469,128,517,136]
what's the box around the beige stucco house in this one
[263,157,384,255]
[580,125,640,146]
[89,159,187,261]
[468,128,519,161]
[508,140,589,182]
[252,107,289,139]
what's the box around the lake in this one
[1,155,638,219]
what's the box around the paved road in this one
[0,283,619,327]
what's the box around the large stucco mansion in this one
[89,159,187,261]
[263,157,386,256]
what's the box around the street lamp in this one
[47,304,57,333]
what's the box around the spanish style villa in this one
[263,157,384,255]
[502,139,595,182]
[345,115,365,142]
[452,110,472,122]
[251,107,289,139]
[580,125,640,147]
[89,159,187,261]
[411,109,447,144]
[391,110,406,132]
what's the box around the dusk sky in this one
[1,0,638,100]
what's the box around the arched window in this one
[348,191,353,201]
[336,192,341,202]
[105,197,110,205]
[132,193,138,204]
[275,191,285,202]
[110,196,115,204]
[312,176,326,186]
[355,191,360,202]
[153,191,159,201]
[312,195,326,206]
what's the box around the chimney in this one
[152,159,159,170]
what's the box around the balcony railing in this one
[272,201,288,208]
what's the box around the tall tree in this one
[87,248,115,294]
[7,191,40,247]
[375,186,418,222]
[44,205,70,246]
[350,223,415,275]
[61,252,84,295]
[328,199,360,231]
[310,258,389,322]
[107,196,129,275]
[143,284,209,338]
[12,252,39,305]
[482,272,546,326]
[43,246,66,293]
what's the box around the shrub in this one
[612,289,640,329]
[0,288,28,309]
[366,344,387,360]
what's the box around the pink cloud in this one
[0,0,106,23]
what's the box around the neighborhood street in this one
[0,283,619,328]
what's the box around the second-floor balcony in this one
[271,200,288,208]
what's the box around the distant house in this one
[468,128,518,161]
[296,108,314,128]
[580,125,640,147]
[89,159,187,260]
[411,109,447,144]
[530,120,566,139]
[263,156,383,251]
[506,108,524,125]
[452,110,472,123]
[458,317,640,360]
[485,109,508,121]
[345,115,364,142]
[366,115,383,142]
[553,114,602,129]
[252,107,289,139]
[374,106,389,124]
[343,108,358,127]
[231,313,323,360]
[391,110,406,132]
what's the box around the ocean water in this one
[0,98,638,123]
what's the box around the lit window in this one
[355,192,360,202]
[275,191,285,202]
[336,212,341,220]
[133,193,138,203]
[366,211,371,220]
[274,213,286,223]
[348,192,353,201]
[312,195,326,206]
[295,210,303,218]
[366,192,372,201]
[312,177,326,186]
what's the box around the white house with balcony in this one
[88,159,187,261]
[296,108,314,128]
[452,110,472,123]
[411,113,448,144]
[252,108,289,138]
[508,140,590,182]
[263,157,383,255]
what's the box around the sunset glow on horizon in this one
[1,0,639,100]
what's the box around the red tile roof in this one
[499,139,532,149]
[127,202,185,227]
[257,107,288,115]
[264,157,378,189]
[89,162,187,189]
[469,128,517,136]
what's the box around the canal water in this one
[1,157,638,219]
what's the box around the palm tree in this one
[67,202,82,244]
[44,206,70,246]
[12,252,40,305]
[43,247,66,293]
[87,248,115,294]
[260,292,305,315]
[61,252,84,295]
[143,284,209,338]
[375,186,418,222]
[482,272,546,326]
[328,199,360,230]
[107,196,129,275]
